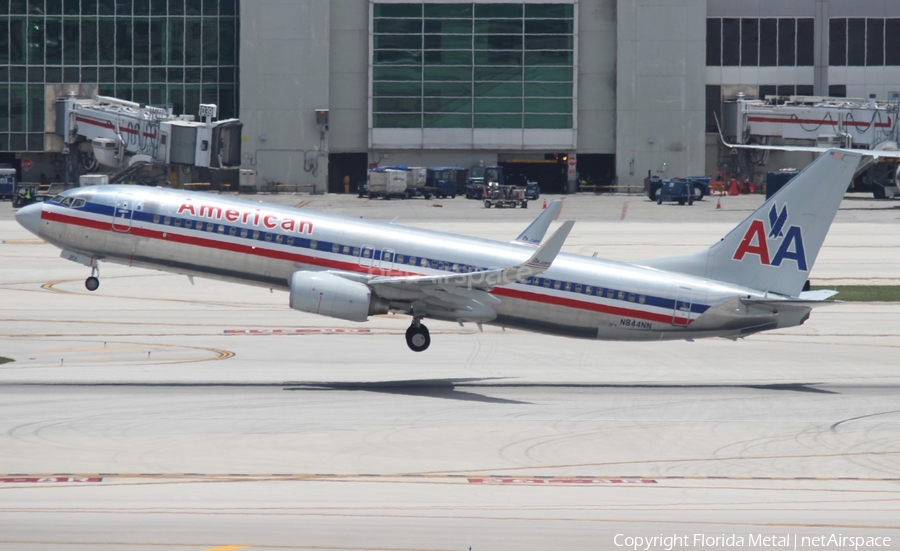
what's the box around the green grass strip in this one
[0,357,13,365]
[810,285,900,302]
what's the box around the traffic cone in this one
[542,199,547,209]
[716,196,722,210]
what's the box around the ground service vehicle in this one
[484,182,528,208]
[425,167,466,199]
[646,175,709,201]
[0,168,15,200]
[656,179,694,205]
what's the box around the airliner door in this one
[112,194,135,233]
[672,286,693,326]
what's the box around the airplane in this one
[13,149,864,352]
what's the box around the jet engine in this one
[289,271,388,322]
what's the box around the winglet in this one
[512,199,564,246]
[524,220,574,272]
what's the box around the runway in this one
[1,194,899,550]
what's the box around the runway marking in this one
[468,477,657,485]
[203,546,247,551]
[224,328,373,335]
[0,477,101,483]
[20,341,235,365]
[1,472,899,484]
[38,278,282,309]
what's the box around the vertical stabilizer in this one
[639,150,862,296]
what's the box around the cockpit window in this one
[50,195,81,207]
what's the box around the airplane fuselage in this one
[25,185,793,342]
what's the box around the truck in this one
[0,168,15,201]
[366,168,408,199]
[655,179,694,205]
[645,175,710,201]
[425,167,467,199]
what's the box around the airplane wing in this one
[369,220,574,291]
[511,199,563,246]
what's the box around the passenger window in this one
[240,228,248,238]
[639,295,646,304]
[628,293,635,302]
[287,237,294,246]
[308,239,315,248]
[584,286,592,294]
[252,231,259,239]
[408,257,416,265]
[207,224,215,232]
[564,282,571,291]
[275,235,283,244]
[163,216,171,225]
[217,225,225,234]
[553,281,561,290]
[543,279,551,288]
[332,243,340,253]
[618,291,625,300]
[153,215,160,224]
[343,246,350,254]
[175,218,182,227]
[607,289,615,298]
[396,255,404,264]
[420,258,429,268]
[575,284,582,293]
[229,227,236,236]
[265,233,273,242]
[352,247,359,256]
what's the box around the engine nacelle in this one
[289,271,386,322]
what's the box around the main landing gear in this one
[405,319,430,352]
[85,266,100,291]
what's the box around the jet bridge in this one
[721,94,900,198]
[53,94,242,185]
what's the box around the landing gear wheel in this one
[484,200,492,208]
[405,323,430,352]
[85,276,100,292]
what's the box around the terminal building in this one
[2,1,900,193]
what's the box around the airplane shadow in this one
[282,379,839,404]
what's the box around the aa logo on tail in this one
[733,204,807,270]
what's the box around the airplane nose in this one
[14,202,42,237]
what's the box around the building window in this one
[372,2,575,130]
[708,18,812,68]
[829,17,900,66]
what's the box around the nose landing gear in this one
[405,319,430,352]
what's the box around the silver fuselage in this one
[28,185,799,341]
